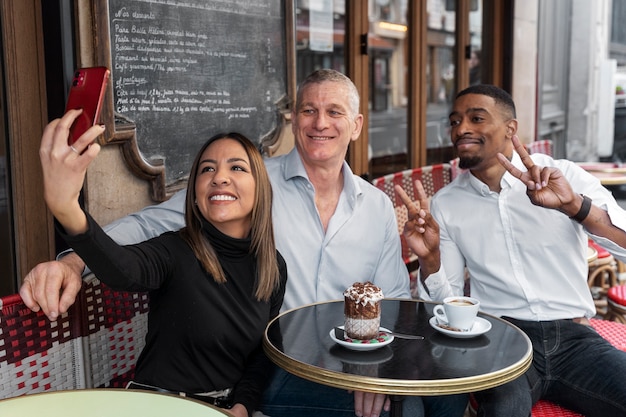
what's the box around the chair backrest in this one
[80,274,149,388]
[526,139,553,156]
[0,274,150,400]
[372,163,453,208]
[0,293,85,398]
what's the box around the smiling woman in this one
[182,132,278,294]
[189,135,257,238]
[37,115,287,417]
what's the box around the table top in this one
[264,299,532,396]
[587,171,626,185]
[576,162,626,173]
[577,162,626,185]
[0,389,229,416]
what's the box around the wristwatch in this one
[570,194,592,222]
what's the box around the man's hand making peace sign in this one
[394,181,441,280]
[499,135,626,246]
[496,135,583,216]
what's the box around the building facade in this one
[0,0,625,294]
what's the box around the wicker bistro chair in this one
[79,274,149,388]
[0,293,85,399]
[606,285,626,325]
[587,240,619,316]
[372,163,453,297]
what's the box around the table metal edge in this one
[263,300,534,396]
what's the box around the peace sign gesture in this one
[394,181,441,277]
[496,135,579,212]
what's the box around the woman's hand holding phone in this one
[40,109,105,235]
[41,66,110,234]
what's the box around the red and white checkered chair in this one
[0,293,85,399]
[0,273,151,399]
[526,139,554,156]
[80,274,149,388]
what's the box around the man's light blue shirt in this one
[265,148,410,311]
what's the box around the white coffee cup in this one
[433,296,480,331]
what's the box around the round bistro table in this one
[264,299,532,417]
[0,389,230,417]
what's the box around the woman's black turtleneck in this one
[60,213,287,415]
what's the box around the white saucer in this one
[429,316,492,339]
[329,326,394,351]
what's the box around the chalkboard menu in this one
[107,0,287,186]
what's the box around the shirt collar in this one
[461,151,524,196]
[500,151,524,189]
[283,147,308,180]
[282,147,362,202]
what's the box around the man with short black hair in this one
[398,84,626,416]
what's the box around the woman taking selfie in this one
[39,110,287,417]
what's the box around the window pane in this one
[368,0,409,178]
[295,0,346,84]
[425,0,457,165]
[0,39,14,295]
[0,131,15,295]
[469,0,483,86]
[612,0,626,45]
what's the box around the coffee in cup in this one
[447,299,475,306]
[433,296,480,332]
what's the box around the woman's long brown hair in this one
[180,132,279,301]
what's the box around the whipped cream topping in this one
[344,281,384,306]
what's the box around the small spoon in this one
[334,326,424,340]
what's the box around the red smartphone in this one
[65,66,110,145]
